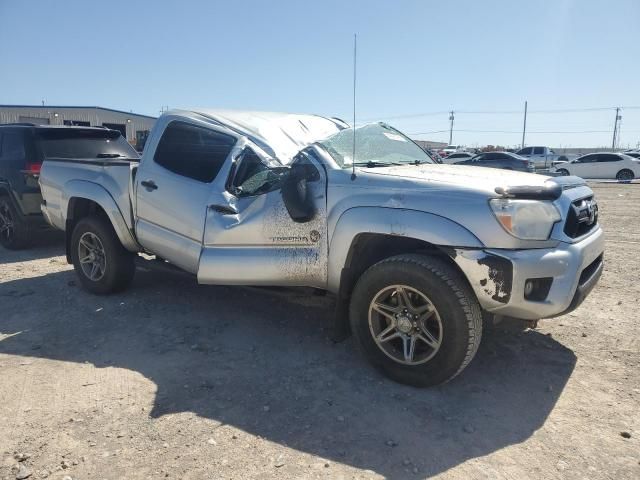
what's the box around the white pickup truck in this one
[39,109,604,387]
[515,146,574,169]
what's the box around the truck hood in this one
[195,109,346,164]
[360,163,551,194]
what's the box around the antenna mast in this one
[351,34,357,181]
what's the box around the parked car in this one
[0,124,139,249]
[442,151,473,164]
[441,144,463,157]
[423,149,443,164]
[515,146,573,169]
[39,109,603,387]
[624,151,640,160]
[454,151,535,173]
[552,152,640,180]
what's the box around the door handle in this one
[141,180,158,191]
[208,204,237,215]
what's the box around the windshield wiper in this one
[354,161,401,168]
[96,153,126,158]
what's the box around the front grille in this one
[564,196,598,238]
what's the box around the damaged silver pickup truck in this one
[39,109,604,387]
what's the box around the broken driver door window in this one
[230,148,288,197]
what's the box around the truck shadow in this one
[0,231,64,264]
[0,260,576,478]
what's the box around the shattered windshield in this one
[317,122,433,168]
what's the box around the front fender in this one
[64,180,139,252]
[327,207,483,292]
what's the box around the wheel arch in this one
[616,168,635,181]
[328,207,483,297]
[63,180,139,262]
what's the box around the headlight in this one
[489,198,561,240]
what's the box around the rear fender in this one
[64,180,139,252]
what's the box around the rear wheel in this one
[349,254,482,387]
[557,168,569,176]
[0,197,31,250]
[616,169,634,181]
[70,216,135,294]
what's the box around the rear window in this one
[1,131,26,158]
[36,129,139,160]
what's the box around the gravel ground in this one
[0,183,638,480]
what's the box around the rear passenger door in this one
[531,147,547,167]
[0,130,32,212]
[135,120,239,273]
[593,153,621,179]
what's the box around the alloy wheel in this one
[78,232,107,281]
[368,285,443,365]
[0,202,14,243]
[617,170,633,181]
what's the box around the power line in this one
[365,105,640,121]
[409,129,640,135]
[360,110,450,121]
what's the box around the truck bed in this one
[39,157,139,234]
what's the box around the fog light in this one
[524,280,534,297]
[524,277,553,301]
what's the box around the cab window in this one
[154,121,236,183]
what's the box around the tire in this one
[557,169,569,176]
[616,169,634,181]
[349,254,482,387]
[70,216,135,294]
[0,197,31,250]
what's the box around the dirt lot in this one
[0,183,638,480]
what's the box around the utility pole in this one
[611,107,621,150]
[521,101,528,149]
[448,111,454,145]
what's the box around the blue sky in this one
[1,0,639,148]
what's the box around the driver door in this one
[571,154,598,178]
[197,148,329,288]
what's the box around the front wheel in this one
[349,254,482,387]
[557,168,569,176]
[616,169,634,181]
[70,216,135,294]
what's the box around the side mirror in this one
[281,163,318,223]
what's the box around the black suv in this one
[0,124,138,249]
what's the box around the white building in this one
[0,105,156,151]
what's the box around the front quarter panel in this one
[327,207,483,292]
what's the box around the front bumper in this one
[453,226,604,320]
